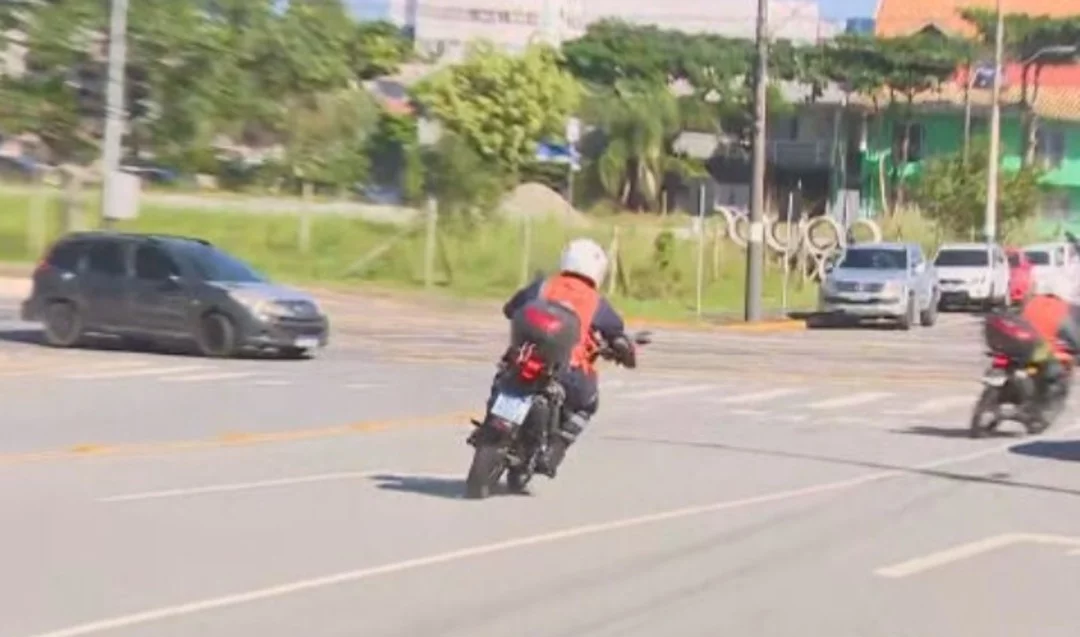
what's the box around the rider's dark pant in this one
[559,366,598,418]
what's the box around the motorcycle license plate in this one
[490,393,532,425]
[982,370,1008,387]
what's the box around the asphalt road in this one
[1,293,1078,637]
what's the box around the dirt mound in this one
[499,182,588,226]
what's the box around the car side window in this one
[46,240,84,271]
[134,245,179,280]
[85,240,126,277]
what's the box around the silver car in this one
[818,242,940,329]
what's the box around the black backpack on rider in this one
[508,298,581,371]
[983,309,1040,362]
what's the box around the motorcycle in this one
[970,311,1073,438]
[464,306,650,500]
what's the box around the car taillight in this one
[992,354,1011,369]
[518,353,544,380]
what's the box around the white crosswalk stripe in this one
[63,364,210,380]
[710,387,808,405]
[161,372,258,383]
[805,392,894,410]
[626,384,717,400]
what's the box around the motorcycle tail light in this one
[991,354,1011,369]
[518,353,544,380]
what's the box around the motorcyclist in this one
[1017,291,1080,397]
[498,237,636,477]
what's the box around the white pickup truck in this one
[934,242,1010,310]
[1024,242,1078,300]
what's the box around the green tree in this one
[367,110,424,204]
[423,131,508,217]
[350,20,411,80]
[912,139,1042,238]
[582,80,691,211]
[412,42,581,179]
[282,87,380,193]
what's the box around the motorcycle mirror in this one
[634,331,653,345]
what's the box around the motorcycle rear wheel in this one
[969,387,1002,439]
[465,445,506,499]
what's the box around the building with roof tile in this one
[866,0,1080,231]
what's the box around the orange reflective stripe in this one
[540,274,600,371]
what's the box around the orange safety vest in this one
[1022,295,1069,356]
[540,273,600,372]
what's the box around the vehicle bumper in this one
[819,296,907,319]
[939,287,992,305]
[238,314,330,349]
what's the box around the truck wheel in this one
[897,296,916,330]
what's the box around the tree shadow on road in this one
[602,434,1080,498]
[1010,440,1080,463]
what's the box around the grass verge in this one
[0,187,817,322]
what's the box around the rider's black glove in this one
[611,335,637,369]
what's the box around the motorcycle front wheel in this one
[969,386,1002,439]
[465,444,506,499]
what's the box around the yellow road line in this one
[0,410,477,466]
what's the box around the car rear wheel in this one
[195,312,238,358]
[43,301,83,348]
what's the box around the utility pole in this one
[744,0,768,321]
[99,0,129,229]
[984,0,1004,243]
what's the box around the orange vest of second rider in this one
[540,274,600,372]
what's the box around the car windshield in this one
[171,241,267,282]
[1025,250,1050,265]
[838,248,907,270]
[935,249,988,267]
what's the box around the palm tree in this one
[585,81,682,211]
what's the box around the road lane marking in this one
[0,410,478,465]
[710,387,807,405]
[876,533,1080,578]
[99,471,385,502]
[805,392,892,410]
[160,372,256,383]
[251,380,291,386]
[627,384,716,400]
[346,383,378,390]
[27,424,1079,637]
[63,365,209,380]
[100,471,464,503]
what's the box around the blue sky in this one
[817,0,877,21]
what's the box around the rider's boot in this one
[538,412,588,478]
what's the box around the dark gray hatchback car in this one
[22,231,329,358]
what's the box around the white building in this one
[383,0,838,62]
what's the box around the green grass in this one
[0,186,817,321]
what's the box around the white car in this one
[1024,242,1076,300]
[934,242,1010,310]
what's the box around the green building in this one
[858,75,1080,237]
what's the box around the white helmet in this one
[559,238,609,287]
